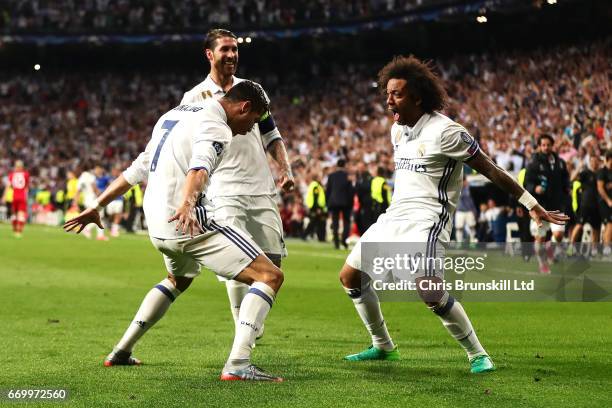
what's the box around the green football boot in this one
[470,355,496,373]
[344,345,400,361]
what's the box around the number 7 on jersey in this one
[150,120,179,172]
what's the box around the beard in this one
[216,58,237,76]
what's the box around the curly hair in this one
[377,55,447,113]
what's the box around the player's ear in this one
[205,48,214,62]
[240,101,252,114]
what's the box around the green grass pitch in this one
[1,224,611,407]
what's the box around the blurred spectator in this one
[0,0,427,33]
[524,134,571,271]
[303,171,326,242]
[454,178,477,244]
[287,196,306,237]
[597,150,612,254]
[326,158,354,249]
[569,155,602,255]
[354,162,373,234]
[123,183,145,233]
[371,166,391,222]
[1,39,610,245]
[484,199,506,243]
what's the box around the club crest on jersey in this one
[212,141,224,156]
[460,131,473,145]
[417,143,426,157]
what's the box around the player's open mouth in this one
[390,109,400,122]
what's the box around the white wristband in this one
[518,191,538,211]
[88,200,104,213]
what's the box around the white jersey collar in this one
[402,113,431,139]
[204,75,244,96]
[209,99,227,122]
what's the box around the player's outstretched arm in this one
[63,175,133,234]
[168,168,208,236]
[467,151,569,227]
[268,139,295,192]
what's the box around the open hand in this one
[529,205,569,228]
[63,208,103,234]
[168,204,203,237]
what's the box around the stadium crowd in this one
[1,39,611,246]
[1,0,425,32]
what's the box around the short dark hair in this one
[337,158,346,167]
[204,28,237,50]
[537,134,554,146]
[605,149,612,161]
[377,55,447,113]
[223,80,269,115]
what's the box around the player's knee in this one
[248,254,283,289]
[166,274,193,292]
[339,264,361,288]
[260,264,283,290]
[416,276,445,304]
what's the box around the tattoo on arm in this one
[268,139,292,175]
[181,169,208,207]
[468,151,524,199]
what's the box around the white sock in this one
[431,293,486,359]
[345,283,395,351]
[468,227,477,242]
[225,280,250,323]
[456,229,464,243]
[97,226,105,238]
[534,241,546,267]
[115,278,181,352]
[226,282,275,369]
[111,223,120,235]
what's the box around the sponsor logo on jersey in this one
[173,104,204,112]
[395,158,427,173]
[212,141,224,156]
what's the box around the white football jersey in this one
[122,99,231,239]
[385,112,480,243]
[77,171,97,202]
[181,75,281,197]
